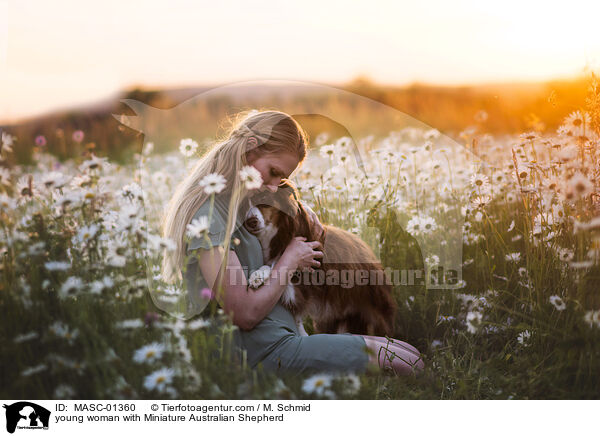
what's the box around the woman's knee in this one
[260,334,369,375]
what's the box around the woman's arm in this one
[197,236,323,330]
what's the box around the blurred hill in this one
[1,75,592,164]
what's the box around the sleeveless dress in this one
[184,191,370,376]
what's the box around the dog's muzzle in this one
[244,206,265,233]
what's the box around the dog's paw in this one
[296,318,310,336]
[248,265,272,289]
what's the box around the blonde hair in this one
[161,110,308,285]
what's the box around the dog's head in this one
[244,180,318,261]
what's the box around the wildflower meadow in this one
[2,79,600,400]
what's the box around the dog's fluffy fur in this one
[244,182,397,336]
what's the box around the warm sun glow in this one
[0,0,599,122]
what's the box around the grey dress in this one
[185,191,369,376]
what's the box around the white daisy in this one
[302,373,333,397]
[519,131,537,141]
[79,154,108,172]
[143,141,154,155]
[116,319,144,329]
[147,234,177,252]
[557,248,574,262]
[40,171,69,190]
[335,136,352,150]
[179,138,199,157]
[319,144,337,159]
[567,172,594,199]
[163,285,183,296]
[583,310,600,328]
[106,239,128,267]
[550,204,565,223]
[420,216,437,234]
[120,203,140,220]
[54,384,76,399]
[133,342,166,364]
[21,364,48,377]
[516,168,529,181]
[430,339,443,350]
[558,110,591,137]
[107,251,127,268]
[314,132,329,146]
[143,367,175,392]
[549,295,566,311]
[60,276,84,298]
[15,175,39,200]
[120,182,144,201]
[340,373,361,395]
[1,131,14,152]
[406,217,422,236]
[49,321,79,343]
[44,261,71,271]
[0,167,11,186]
[53,192,82,210]
[517,330,532,346]
[505,252,521,262]
[466,311,483,334]
[337,149,351,165]
[239,166,263,190]
[90,276,114,294]
[471,195,491,208]
[199,173,226,195]
[186,318,211,330]
[0,194,17,210]
[186,216,209,239]
[470,173,490,190]
[557,144,578,163]
[76,224,99,243]
[425,254,440,267]
[13,331,39,343]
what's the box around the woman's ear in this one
[245,148,258,165]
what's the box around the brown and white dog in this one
[244,182,397,337]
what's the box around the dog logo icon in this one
[3,402,50,433]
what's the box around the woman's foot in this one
[360,336,424,375]
[359,335,421,356]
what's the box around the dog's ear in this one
[270,211,296,259]
[273,181,300,218]
[296,202,315,240]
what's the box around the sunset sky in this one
[1,0,599,123]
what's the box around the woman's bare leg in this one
[359,336,424,375]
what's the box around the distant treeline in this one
[2,75,594,165]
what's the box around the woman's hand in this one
[281,236,324,272]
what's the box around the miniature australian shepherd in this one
[244,181,397,337]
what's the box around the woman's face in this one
[246,151,299,193]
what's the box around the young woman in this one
[161,109,424,376]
